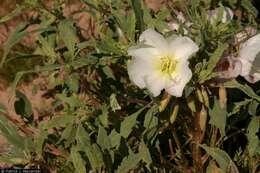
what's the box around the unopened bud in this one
[219,85,227,108]
[159,92,171,112]
[170,104,179,124]
[199,105,207,131]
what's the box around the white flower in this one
[127,29,199,97]
[208,7,233,24]
[237,33,260,83]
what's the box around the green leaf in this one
[206,161,224,173]
[131,0,145,35]
[201,145,239,173]
[0,5,24,23]
[120,107,145,138]
[76,124,104,170]
[0,103,6,114]
[97,33,123,54]
[76,124,91,148]
[14,90,33,119]
[58,20,77,60]
[124,10,136,42]
[143,105,158,130]
[66,73,80,93]
[70,56,98,69]
[110,93,121,112]
[98,105,109,128]
[241,0,258,17]
[224,80,260,102]
[0,116,24,149]
[91,144,105,169]
[0,156,27,165]
[248,100,259,116]
[34,128,48,155]
[228,99,251,117]
[57,94,81,110]
[116,152,142,173]
[57,123,77,147]
[199,43,228,82]
[70,146,87,173]
[35,34,58,63]
[139,141,152,166]
[109,129,121,148]
[81,0,99,11]
[246,116,260,156]
[46,115,75,129]
[209,97,227,137]
[12,72,26,93]
[97,125,111,150]
[0,23,29,67]
[103,66,116,80]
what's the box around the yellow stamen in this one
[158,56,177,76]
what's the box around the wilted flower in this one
[216,56,242,79]
[127,29,199,97]
[217,33,260,83]
[208,7,233,23]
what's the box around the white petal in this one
[239,58,253,76]
[139,29,169,53]
[244,73,260,83]
[239,33,260,62]
[169,36,199,61]
[165,63,192,97]
[127,57,154,88]
[144,73,166,97]
[128,46,160,61]
[242,52,260,83]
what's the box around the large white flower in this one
[127,29,199,97]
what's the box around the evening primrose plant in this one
[0,0,259,173]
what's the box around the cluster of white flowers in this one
[127,7,260,97]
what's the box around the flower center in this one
[159,56,177,75]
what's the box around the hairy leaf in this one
[120,107,145,138]
[1,23,28,67]
[247,116,260,156]
[224,80,260,102]
[0,116,24,149]
[201,145,239,173]
[58,20,77,60]
[70,146,86,173]
[209,97,227,137]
